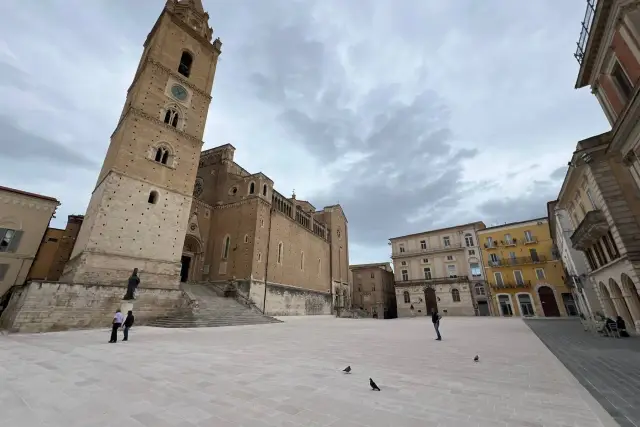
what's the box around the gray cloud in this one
[550,165,569,180]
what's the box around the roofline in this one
[477,217,548,233]
[389,221,486,242]
[349,262,391,270]
[0,185,60,204]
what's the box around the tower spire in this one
[167,0,212,41]
[178,0,204,14]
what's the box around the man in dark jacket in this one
[123,310,135,341]
[431,308,442,340]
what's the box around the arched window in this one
[148,191,158,204]
[452,288,461,302]
[244,234,249,243]
[249,182,255,194]
[154,147,171,165]
[403,291,410,303]
[164,108,179,128]
[300,251,304,270]
[222,236,230,260]
[475,283,485,296]
[262,184,267,196]
[277,242,283,264]
[317,258,321,276]
[178,51,193,77]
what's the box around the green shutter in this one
[7,230,23,253]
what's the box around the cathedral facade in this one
[60,0,349,316]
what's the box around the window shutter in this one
[0,264,8,280]
[7,230,23,253]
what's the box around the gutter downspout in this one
[262,207,274,314]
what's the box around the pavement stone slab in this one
[0,317,619,427]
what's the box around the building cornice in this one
[389,221,486,242]
[0,194,59,212]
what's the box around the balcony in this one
[391,242,463,258]
[395,276,470,287]
[523,236,538,245]
[574,0,597,65]
[483,241,498,249]
[487,255,548,268]
[570,209,608,250]
[490,280,532,290]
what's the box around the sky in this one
[0,0,611,264]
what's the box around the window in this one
[300,252,304,270]
[612,61,633,101]
[370,272,375,279]
[508,252,516,264]
[229,186,238,195]
[399,244,405,253]
[401,270,409,281]
[474,283,485,296]
[244,234,249,243]
[0,229,21,253]
[443,236,450,247]
[178,51,193,77]
[222,236,231,259]
[447,264,456,277]
[514,270,524,286]
[163,108,179,128]
[401,261,407,266]
[262,184,268,196]
[593,243,606,266]
[249,182,255,194]
[585,248,598,270]
[423,267,432,279]
[504,233,513,245]
[451,288,461,302]
[524,230,534,243]
[489,253,499,265]
[147,191,158,204]
[277,242,283,264]
[535,268,545,280]
[403,291,410,303]
[464,233,474,247]
[257,252,262,262]
[318,259,321,276]
[422,258,429,263]
[260,219,265,228]
[154,147,170,165]
[468,250,475,256]
[446,255,454,261]
[607,230,620,258]
[518,294,535,317]
[529,248,539,262]
[494,272,504,286]
[420,240,427,250]
[470,263,481,277]
[586,189,596,210]
[486,237,494,247]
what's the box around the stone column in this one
[610,296,634,330]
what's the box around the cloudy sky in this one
[0,0,610,264]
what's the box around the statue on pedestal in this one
[123,268,140,300]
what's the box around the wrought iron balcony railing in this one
[395,276,470,286]
[574,0,597,65]
[490,280,532,289]
[487,255,548,267]
[391,242,464,258]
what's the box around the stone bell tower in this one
[62,0,222,288]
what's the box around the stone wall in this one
[0,281,189,333]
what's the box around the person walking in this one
[122,310,135,341]
[431,308,442,341]
[109,309,124,343]
[410,304,415,317]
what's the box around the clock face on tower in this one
[171,84,188,101]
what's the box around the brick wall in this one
[0,281,189,333]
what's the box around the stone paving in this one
[0,316,618,427]
[525,318,640,427]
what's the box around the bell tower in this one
[62,0,222,288]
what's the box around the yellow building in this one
[477,218,577,318]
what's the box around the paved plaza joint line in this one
[0,317,619,427]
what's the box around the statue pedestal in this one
[120,301,134,314]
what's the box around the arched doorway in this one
[598,281,616,318]
[620,274,640,327]
[424,286,438,314]
[538,286,560,317]
[609,278,633,328]
[181,235,202,283]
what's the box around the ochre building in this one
[349,263,396,318]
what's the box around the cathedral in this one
[59,0,350,316]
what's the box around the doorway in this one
[518,294,535,317]
[180,255,191,283]
[424,287,438,314]
[477,301,490,316]
[498,295,513,316]
[562,293,578,316]
[538,286,560,317]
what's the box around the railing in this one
[484,242,498,249]
[312,219,327,239]
[395,276,470,286]
[271,190,329,241]
[272,191,293,218]
[295,206,311,229]
[487,255,548,267]
[392,242,464,258]
[574,0,597,65]
[490,280,532,289]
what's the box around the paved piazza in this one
[0,317,618,427]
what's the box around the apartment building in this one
[349,263,396,318]
[477,218,574,318]
[547,200,603,319]
[390,221,488,318]
[562,0,640,331]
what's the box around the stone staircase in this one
[147,283,281,328]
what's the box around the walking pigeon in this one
[343,366,351,373]
[474,355,479,362]
[369,378,381,391]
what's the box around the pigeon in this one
[343,366,351,373]
[474,355,479,362]
[369,378,381,391]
